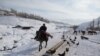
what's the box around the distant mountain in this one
[50,20,70,29]
[77,17,100,31]
[50,20,70,25]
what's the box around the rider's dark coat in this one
[39,25,47,32]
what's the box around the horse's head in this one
[50,35,53,38]
[46,33,53,38]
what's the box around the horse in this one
[81,36,89,40]
[88,31,97,35]
[81,31,85,35]
[73,31,77,35]
[34,31,53,51]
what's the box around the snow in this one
[0,16,100,56]
[66,34,100,56]
[0,16,65,56]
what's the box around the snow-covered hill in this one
[0,16,69,56]
[77,17,100,30]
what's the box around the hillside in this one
[0,8,49,23]
[77,17,100,31]
[0,16,60,56]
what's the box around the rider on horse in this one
[34,23,50,40]
[34,23,53,51]
[38,23,47,39]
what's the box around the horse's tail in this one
[34,31,40,41]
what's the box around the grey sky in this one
[0,0,100,25]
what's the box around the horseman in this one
[39,23,47,32]
[34,23,53,51]
[38,23,47,38]
[34,23,48,40]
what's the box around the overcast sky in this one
[0,0,100,25]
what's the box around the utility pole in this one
[97,18,100,31]
[92,19,95,31]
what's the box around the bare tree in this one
[10,8,17,14]
[97,17,100,31]
[92,19,95,30]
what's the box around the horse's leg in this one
[41,41,43,50]
[39,41,42,51]
[45,40,47,48]
[39,42,41,51]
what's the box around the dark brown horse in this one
[34,31,53,51]
[73,31,77,35]
[81,31,85,35]
[88,31,97,35]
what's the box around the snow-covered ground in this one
[0,16,68,56]
[0,16,100,56]
[65,33,100,56]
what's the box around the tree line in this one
[87,17,100,31]
[0,8,50,23]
